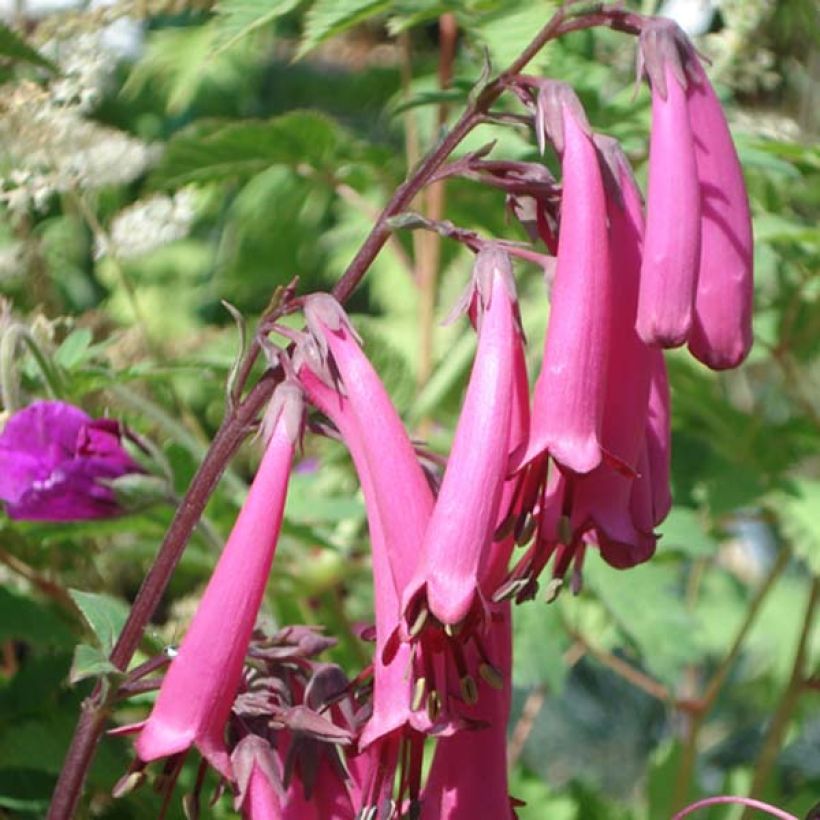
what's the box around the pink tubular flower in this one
[419,605,514,820]
[569,137,657,568]
[636,21,702,348]
[519,82,611,475]
[296,298,433,809]
[685,57,754,369]
[406,247,519,627]
[130,382,303,777]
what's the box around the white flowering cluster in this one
[96,190,197,259]
[0,29,155,216]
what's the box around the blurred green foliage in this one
[0,0,817,817]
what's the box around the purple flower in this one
[0,400,142,521]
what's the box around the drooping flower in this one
[403,247,520,628]
[419,606,514,820]
[128,382,303,778]
[517,81,612,475]
[295,300,433,811]
[0,400,142,521]
[684,52,754,369]
[635,20,702,348]
[568,136,658,569]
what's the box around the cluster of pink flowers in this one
[0,15,753,820]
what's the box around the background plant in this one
[0,0,817,818]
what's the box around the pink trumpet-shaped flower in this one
[299,295,433,743]
[570,137,656,568]
[131,382,303,777]
[404,247,519,627]
[296,300,433,810]
[636,23,702,348]
[685,57,754,369]
[296,364,426,753]
[519,82,611,475]
[420,606,514,820]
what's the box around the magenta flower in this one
[519,82,611,475]
[0,400,142,521]
[299,295,433,741]
[419,606,514,820]
[569,137,657,568]
[405,247,520,628]
[129,382,303,777]
[296,297,434,809]
[685,56,754,369]
[635,20,702,348]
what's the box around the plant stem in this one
[416,13,458,393]
[671,547,791,811]
[741,576,819,819]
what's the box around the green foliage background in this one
[0,0,817,817]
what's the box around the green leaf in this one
[150,111,345,189]
[0,586,74,648]
[296,0,391,58]
[53,327,93,370]
[68,589,129,654]
[69,643,118,684]
[0,22,57,71]
[585,559,700,685]
[657,507,718,557]
[774,479,820,573]
[212,0,301,54]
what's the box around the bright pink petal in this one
[419,249,517,625]
[524,101,611,474]
[135,384,301,777]
[686,59,754,369]
[636,64,702,348]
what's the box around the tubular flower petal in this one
[133,382,303,777]
[636,23,701,348]
[295,306,432,810]
[296,364,426,752]
[685,58,754,369]
[0,400,142,521]
[571,137,657,568]
[521,82,611,474]
[413,247,519,626]
[233,737,284,820]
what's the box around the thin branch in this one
[671,546,791,811]
[742,576,819,818]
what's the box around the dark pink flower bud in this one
[0,400,142,521]
[685,58,754,368]
[129,382,303,777]
[636,20,702,348]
